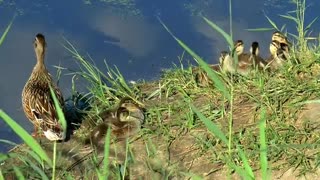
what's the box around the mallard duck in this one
[87,98,145,147]
[265,40,290,70]
[22,33,66,141]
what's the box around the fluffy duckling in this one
[249,41,267,69]
[237,45,254,75]
[232,40,244,56]
[219,40,244,74]
[221,40,266,75]
[22,33,66,141]
[219,51,229,64]
[265,40,290,70]
[220,51,235,74]
[272,31,291,49]
[193,64,221,87]
[192,52,225,86]
[86,98,145,147]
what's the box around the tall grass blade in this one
[279,15,298,23]
[305,17,318,31]
[0,139,18,147]
[237,145,254,179]
[202,16,233,46]
[259,107,268,179]
[13,167,25,180]
[21,149,45,166]
[122,140,130,180]
[100,127,111,179]
[0,170,4,180]
[0,16,14,46]
[19,156,49,180]
[246,28,274,31]
[228,161,254,180]
[0,110,52,166]
[229,0,233,40]
[49,86,67,133]
[264,15,279,30]
[190,104,228,145]
[52,141,57,180]
[202,16,239,70]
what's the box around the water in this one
[0,0,319,152]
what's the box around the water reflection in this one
[0,0,319,152]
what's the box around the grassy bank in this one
[1,0,320,179]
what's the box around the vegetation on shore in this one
[1,0,320,179]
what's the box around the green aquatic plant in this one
[63,38,142,108]
[0,15,14,47]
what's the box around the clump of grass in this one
[63,39,143,106]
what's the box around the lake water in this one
[0,0,319,152]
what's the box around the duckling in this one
[86,98,144,147]
[192,53,224,87]
[220,51,236,74]
[232,40,244,56]
[219,50,229,65]
[193,65,221,87]
[22,33,66,141]
[219,40,244,73]
[249,41,267,69]
[221,40,266,75]
[271,31,291,50]
[265,40,289,70]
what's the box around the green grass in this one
[0,15,14,47]
[2,0,320,179]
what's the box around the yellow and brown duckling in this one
[249,41,267,69]
[220,50,235,74]
[265,40,290,70]
[222,40,266,75]
[192,64,222,87]
[22,33,66,141]
[86,98,145,147]
[233,39,244,55]
[271,31,291,50]
[192,53,225,86]
[192,41,243,85]
[219,40,244,74]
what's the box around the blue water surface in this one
[0,0,319,152]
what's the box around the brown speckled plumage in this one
[22,33,65,141]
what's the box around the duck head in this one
[271,31,291,48]
[219,51,229,65]
[34,33,47,66]
[34,34,46,56]
[250,41,260,56]
[117,101,145,123]
[233,40,244,56]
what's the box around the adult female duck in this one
[22,33,66,141]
